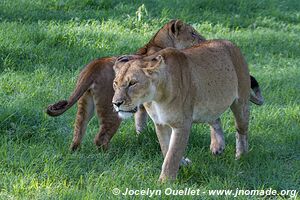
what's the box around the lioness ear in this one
[116,55,131,62]
[171,19,184,36]
[116,55,140,63]
[113,56,128,73]
[114,55,141,73]
[143,55,165,76]
[152,55,164,63]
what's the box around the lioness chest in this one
[144,102,176,125]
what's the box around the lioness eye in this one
[128,80,137,87]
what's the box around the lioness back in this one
[183,41,240,121]
[154,41,241,122]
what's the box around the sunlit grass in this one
[0,0,299,199]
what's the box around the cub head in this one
[112,55,165,119]
[152,19,205,49]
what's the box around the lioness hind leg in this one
[230,100,250,159]
[70,91,94,151]
[134,105,148,134]
[94,106,121,150]
[209,118,225,155]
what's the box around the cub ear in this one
[143,55,165,76]
[171,19,184,36]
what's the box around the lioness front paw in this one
[210,141,225,155]
[158,174,176,183]
[180,157,192,167]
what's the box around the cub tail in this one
[46,61,97,117]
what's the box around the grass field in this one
[0,0,299,199]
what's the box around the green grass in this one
[0,0,299,199]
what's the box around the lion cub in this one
[112,40,252,181]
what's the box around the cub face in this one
[112,57,163,119]
[171,20,205,49]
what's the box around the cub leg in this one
[134,105,148,134]
[94,104,121,150]
[70,91,94,151]
[230,100,250,159]
[209,118,225,155]
[159,123,191,182]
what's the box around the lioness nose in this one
[112,101,124,107]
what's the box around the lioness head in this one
[137,20,205,55]
[112,55,165,119]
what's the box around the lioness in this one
[46,20,206,151]
[112,40,252,181]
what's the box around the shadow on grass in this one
[0,27,138,73]
[1,22,299,75]
[1,0,299,27]
[0,0,121,22]
[1,0,299,75]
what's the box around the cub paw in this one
[70,142,80,152]
[94,137,109,151]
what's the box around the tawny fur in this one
[46,20,205,151]
[46,20,263,152]
[112,40,252,182]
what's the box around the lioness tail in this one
[250,76,264,106]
